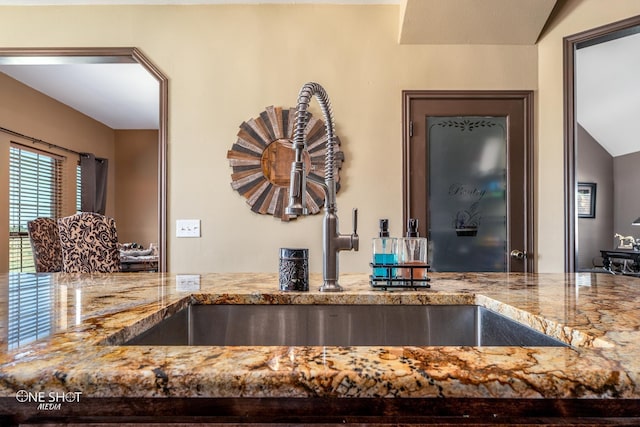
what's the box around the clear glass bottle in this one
[372,219,397,279]
[397,218,428,285]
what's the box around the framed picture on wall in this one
[577,182,597,218]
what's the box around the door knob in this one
[510,250,526,260]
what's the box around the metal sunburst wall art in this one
[227,105,344,221]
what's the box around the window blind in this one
[9,144,63,272]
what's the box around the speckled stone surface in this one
[0,272,638,400]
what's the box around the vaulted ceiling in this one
[398,0,557,45]
[0,0,559,45]
[576,31,640,158]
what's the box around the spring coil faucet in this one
[286,82,359,292]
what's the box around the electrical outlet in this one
[176,274,201,291]
[176,219,200,237]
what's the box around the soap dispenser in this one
[372,219,397,278]
[398,218,428,284]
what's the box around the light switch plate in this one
[176,219,200,237]
[176,274,201,291]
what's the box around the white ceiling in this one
[0,62,159,129]
[576,32,640,158]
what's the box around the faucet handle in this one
[352,208,358,234]
[352,208,359,251]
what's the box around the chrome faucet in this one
[285,82,359,292]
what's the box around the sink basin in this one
[122,304,567,347]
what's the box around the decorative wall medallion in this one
[227,106,343,221]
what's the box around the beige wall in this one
[114,130,158,248]
[576,124,613,270]
[0,72,116,272]
[614,151,640,239]
[1,2,640,274]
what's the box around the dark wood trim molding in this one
[0,47,168,272]
[402,90,535,272]
[563,15,640,272]
[2,396,640,425]
[132,48,169,273]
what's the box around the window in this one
[9,144,63,272]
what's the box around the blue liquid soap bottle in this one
[398,218,428,285]
[372,219,397,278]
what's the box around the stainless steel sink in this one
[122,304,568,347]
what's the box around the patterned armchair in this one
[27,217,63,272]
[57,212,121,273]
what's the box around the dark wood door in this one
[402,91,534,272]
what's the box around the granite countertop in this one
[0,272,639,401]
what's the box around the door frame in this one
[402,90,535,272]
[563,15,640,272]
[0,47,168,272]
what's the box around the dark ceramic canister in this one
[279,248,309,291]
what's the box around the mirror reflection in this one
[575,26,640,274]
[0,49,166,273]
